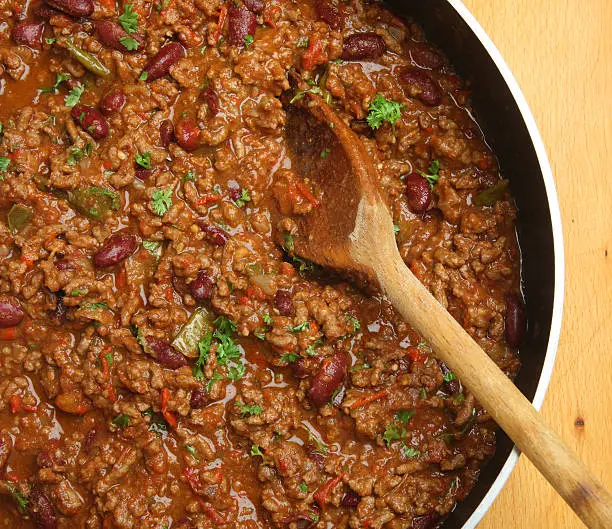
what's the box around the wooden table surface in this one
[458,1,612,527]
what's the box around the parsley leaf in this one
[280,353,300,363]
[142,240,162,257]
[396,409,415,424]
[0,157,10,172]
[367,93,404,131]
[135,151,151,169]
[237,401,262,417]
[118,4,139,34]
[250,444,264,458]
[82,301,109,311]
[320,147,330,159]
[182,171,196,182]
[296,36,309,48]
[262,313,273,325]
[227,362,246,381]
[7,484,28,513]
[383,423,406,447]
[120,36,140,51]
[151,188,172,216]
[232,188,251,208]
[298,481,309,494]
[416,159,441,188]
[244,34,254,48]
[206,371,223,392]
[186,444,199,460]
[287,321,309,333]
[401,443,421,458]
[305,344,317,357]
[64,84,85,108]
[40,72,70,94]
[290,86,322,104]
[283,232,294,253]
[345,313,360,333]
[139,71,149,81]
[443,370,456,383]
[112,414,131,429]
[193,331,212,381]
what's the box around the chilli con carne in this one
[0,1,526,528]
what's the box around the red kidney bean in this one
[135,168,153,180]
[49,294,66,325]
[45,0,93,18]
[200,87,219,116]
[29,486,57,529]
[411,511,440,529]
[244,0,264,12]
[228,182,242,202]
[398,67,442,107]
[71,104,109,140]
[409,42,444,70]
[93,233,137,267]
[159,119,175,147]
[404,172,431,213]
[228,5,257,46]
[505,293,526,348]
[95,21,131,52]
[12,21,44,48]
[55,259,75,271]
[274,289,294,316]
[341,33,385,61]
[197,221,229,246]
[100,89,126,115]
[0,296,25,328]
[83,427,97,452]
[440,362,460,395]
[190,387,208,409]
[190,270,214,301]
[143,41,185,81]
[147,337,188,369]
[316,0,346,30]
[175,117,200,151]
[292,358,309,379]
[309,351,349,407]
[340,490,360,509]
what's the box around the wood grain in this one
[460,1,612,527]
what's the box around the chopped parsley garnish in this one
[142,408,169,434]
[151,188,173,216]
[396,409,415,424]
[64,84,85,108]
[135,151,152,169]
[182,171,196,182]
[309,512,320,524]
[417,159,441,188]
[7,484,28,513]
[345,313,360,333]
[306,429,329,455]
[227,362,246,381]
[280,353,300,363]
[185,444,199,460]
[104,352,114,364]
[112,414,131,429]
[244,34,254,48]
[82,301,109,311]
[290,86,322,104]
[296,36,309,48]
[367,93,404,131]
[139,71,149,81]
[193,331,212,381]
[320,147,330,159]
[262,313,273,325]
[40,72,70,94]
[71,287,87,296]
[298,481,309,494]
[282,232,294,253]
[232,188,251,208]
[142,240,162,256]
[443,370,457,383]
[45,37,57,44]
[401,443,421,458]
[305,344,317,357]
[382,423,406,447]
[393,224,400,236]
[237,401,262,417]
[452,393,465,406]
[206,371,223,392]
[0,157,10,172]
[287,321,309,333]
[118,4,139,34]
[251,444,264,458]
[120,36,139,51]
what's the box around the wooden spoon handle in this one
[376,244,612,528]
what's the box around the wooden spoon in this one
[283,93,612,528]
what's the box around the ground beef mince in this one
[0,1,524,528]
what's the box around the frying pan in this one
[383,1,565,527]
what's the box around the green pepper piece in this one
[172,307,215,358]
[65,41,111,78]
[473,179,509,207]
[7,204,33,233]
[68,187,120,220]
